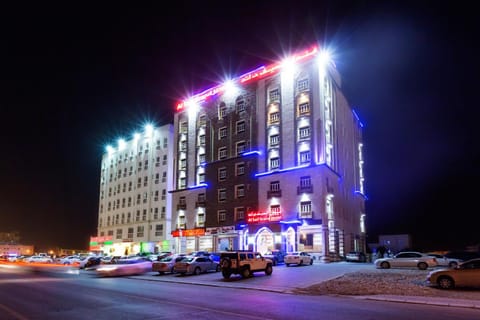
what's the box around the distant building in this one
[0,244,34,256]
[369,234,412,254]
[95,123,174,255]
[170,45,367,261]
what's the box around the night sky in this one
[1,2,478,251]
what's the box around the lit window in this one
[270,181,280,191]
[155,224,163,237]
[270,205,281,214]
[297,78,309,91]
[269,112,280,124]
[218,103,227,119]
[136,226,144,237]
[298,102,310,115]
[199,135,206,146]
[299,126,310,139]
[180,122,188,134]
[235,207,245,220]
[236,141,246,155]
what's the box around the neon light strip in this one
[177,45,319,111]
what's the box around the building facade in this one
[94,124,174,256]
[172,45,367,261]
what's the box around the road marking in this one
[0,303,29,320]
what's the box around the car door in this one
[456,260,480,287]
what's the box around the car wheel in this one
[194,267,201,275]
[241,268,251,278]
[265,265,273,276]
[438,276,455,289]
[222,270,231,279]
[220,258,231,269]
[380,261,390,269]
[298,260,303,266]
[418,262,428,270]
[309,259,313,265]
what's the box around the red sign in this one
[90,236,113,243]
[247,211,282,223]
[171,228,206,237]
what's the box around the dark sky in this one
[1,1,478,251]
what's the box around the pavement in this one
[129,262,480,310]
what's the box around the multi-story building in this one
[171,44,367,261]
[94,123,174,256]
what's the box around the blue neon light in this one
[242,150,262,156]
[280,220,302,224]
[352,109,364,128]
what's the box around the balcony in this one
[267,190,282,198]
[297,185,313,194]
[298,211,313,219]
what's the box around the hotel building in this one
[94,124,174,255]
[170,45,367,261]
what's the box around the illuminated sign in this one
[205,226,235,235]
[176,45,319,111]
[90,236,113,243]
[247,211,282,224]
[171,228,206,237]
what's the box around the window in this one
[218,188,227,202]
[299,126,310,139]
[269,89,280,102]
[156,157,161,168]
[116,229,122,240]
[270,205,281,215]
[199,114,206,126]
[155,224,163,237]
[218,147,227,160]
[136,210,140,222]
[178,215,186,228]
[197,213,205,226]
[236,121,245,134]
[162,172,167,182]
[235,162,245,176]
[142,209,147,221]
[180,140,187,151]
[180,122,188,134]
[300,201,312,218]
[270,134,279,146]
[179,177,186,189]
[297,78,309,91]
[218,210,226,222]
[180,158,187,169]
[218,103,227,119]
[127,227,134,239]
[199,134,206,146]
[199,153,206,163]
[235,185,245,198]
[162,189,166,200]
[236,141,246,155]
[136,226,144,237]
[163,137,168,148]
[143,176,148,186]
[300,176,311,187]
[155,173,159,184]
[236,99,245,114]
[137,178,141,188]
[270,157,280,170]
[270,181,280,191]
[269,112,280,124]
[198,173,205,183]
[235,207,245,220]
[179,196,186,205]
[299,150,311,164]
[162,155,167,165]
[218,167,227,181]
[298,102,310,115]
[198,193,206,202]
[136,194,141,205]
[219,127,227,139]
[154,190,159,201]
[144,160,148,170]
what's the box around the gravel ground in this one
[293,268,480,300]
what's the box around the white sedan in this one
[284,252,313,266]
[25,255,53,263]
[375,251,437,270]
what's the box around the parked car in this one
[263,250,285,266]
[79,256,102,269]
[427,253,461,268]
[174,256,220,275]
[96,259,152,277]
[374,251,437,270]
[152,254,186,274]
[427,258,480,289]
[346,251,367,263]
[284,252,313,266]
[25,255,53,263]
[59,255,82,265]
[444,251,480,262]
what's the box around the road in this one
[0,263,479,319]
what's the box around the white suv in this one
[219,251,273,279]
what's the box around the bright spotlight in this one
[118,138,126,151]
[106,145,115,155]
[144,124,154,137]
[318,49,331,68]
[186,99,200,117]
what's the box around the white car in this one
[374,251,437,270]
[96,259,152,277]
[284,252,313,266]
[25,255,53,263]
[59,255,82,265]
[427,253,461,268]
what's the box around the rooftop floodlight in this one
[281,57,296,75]
[186,98,200,118]
[106,145,115,155]
[144,124,154,137]
[117,138,126,151]
[317,49,331,68]
[223,79,238,98]
[133,132,140,141]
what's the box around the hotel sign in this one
[247,211,282,224]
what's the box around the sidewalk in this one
[355,295,480,309]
